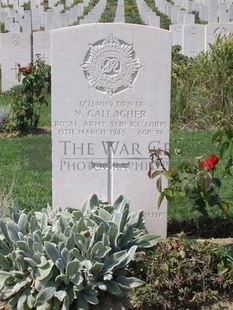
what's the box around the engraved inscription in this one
[54,99,169,137]
[41,33,48,42]
[214,27,228,38]
[11,62,19,80]
[102,57,121,75]
[190,46,198,57]
[174,26,182,32]
[11,34,20,47]
[189,27,198,36]
[144,212,166,219]
[35,53,48,63]
[81,33,142,96]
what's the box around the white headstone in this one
[148,13,160,27]
[52,24,171,237]
[9,22,20,32]
[218,12,229,22]
[33,31,51,64]
[1,32,31,91]
[32,15,41,31]
[205,22,233,50]
[210,0,218,9]
[200,6,209,21]
[4,16,13,31]
[229,4,233,20]
[208,9,218,23]
[183,13,195,23]
[218,2,227,12]
[182,24,205,57]
[170,24,183,46]
[21,17,32,33]
[171,7,178,23]
[187,1,194,12]
[177,10,185,24]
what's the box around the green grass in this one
[39,96,51,127]
[0,135,51,212]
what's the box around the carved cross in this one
[35,53,48,63]
[91,141,130,203]
[190,46,198,57]
[11,62,19,80]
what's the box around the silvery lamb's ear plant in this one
[0,105,10,131]
[0,195,159,309]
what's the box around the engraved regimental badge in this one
[81,33,142,96]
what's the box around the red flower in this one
[174,240,180,249]
[200,155,220,170]
[18,67,26,73]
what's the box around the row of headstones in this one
[0,0,108,32]
[1,0,233,34]
[155,0,233,23]
[1,21,233,91]
[183,0,233,23]
[130,0,233,57]
[156,0,196,24]
[136,0,196,25]
[0,31,50,91]
[170,22,233,57]
[136,0,160,26]
[1,0,233,91]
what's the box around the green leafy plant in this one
[148,126,233,223]
[212,125,233,177]
[99,0,117,22]
[143,0,172,29]
[171,35,233,129]
[171,45,193,128]
[130,237,233,309]
[5,57,51,132]
[82,0,99,17]
[0,195,159,309]
[124,0,143,24]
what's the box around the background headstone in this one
[182,24,205,57]
[1,32,31,92]
[33,31,51,64]
[205,22,233,50]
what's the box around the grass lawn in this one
[0,135,51,212]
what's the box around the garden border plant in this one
[0,194,159,309]
[3,57,51,132]
[171,35,233,130]
[130,236,233,309]
[148,125,233,224]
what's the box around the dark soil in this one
[0,126,51,138]
[168,218,233,239]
